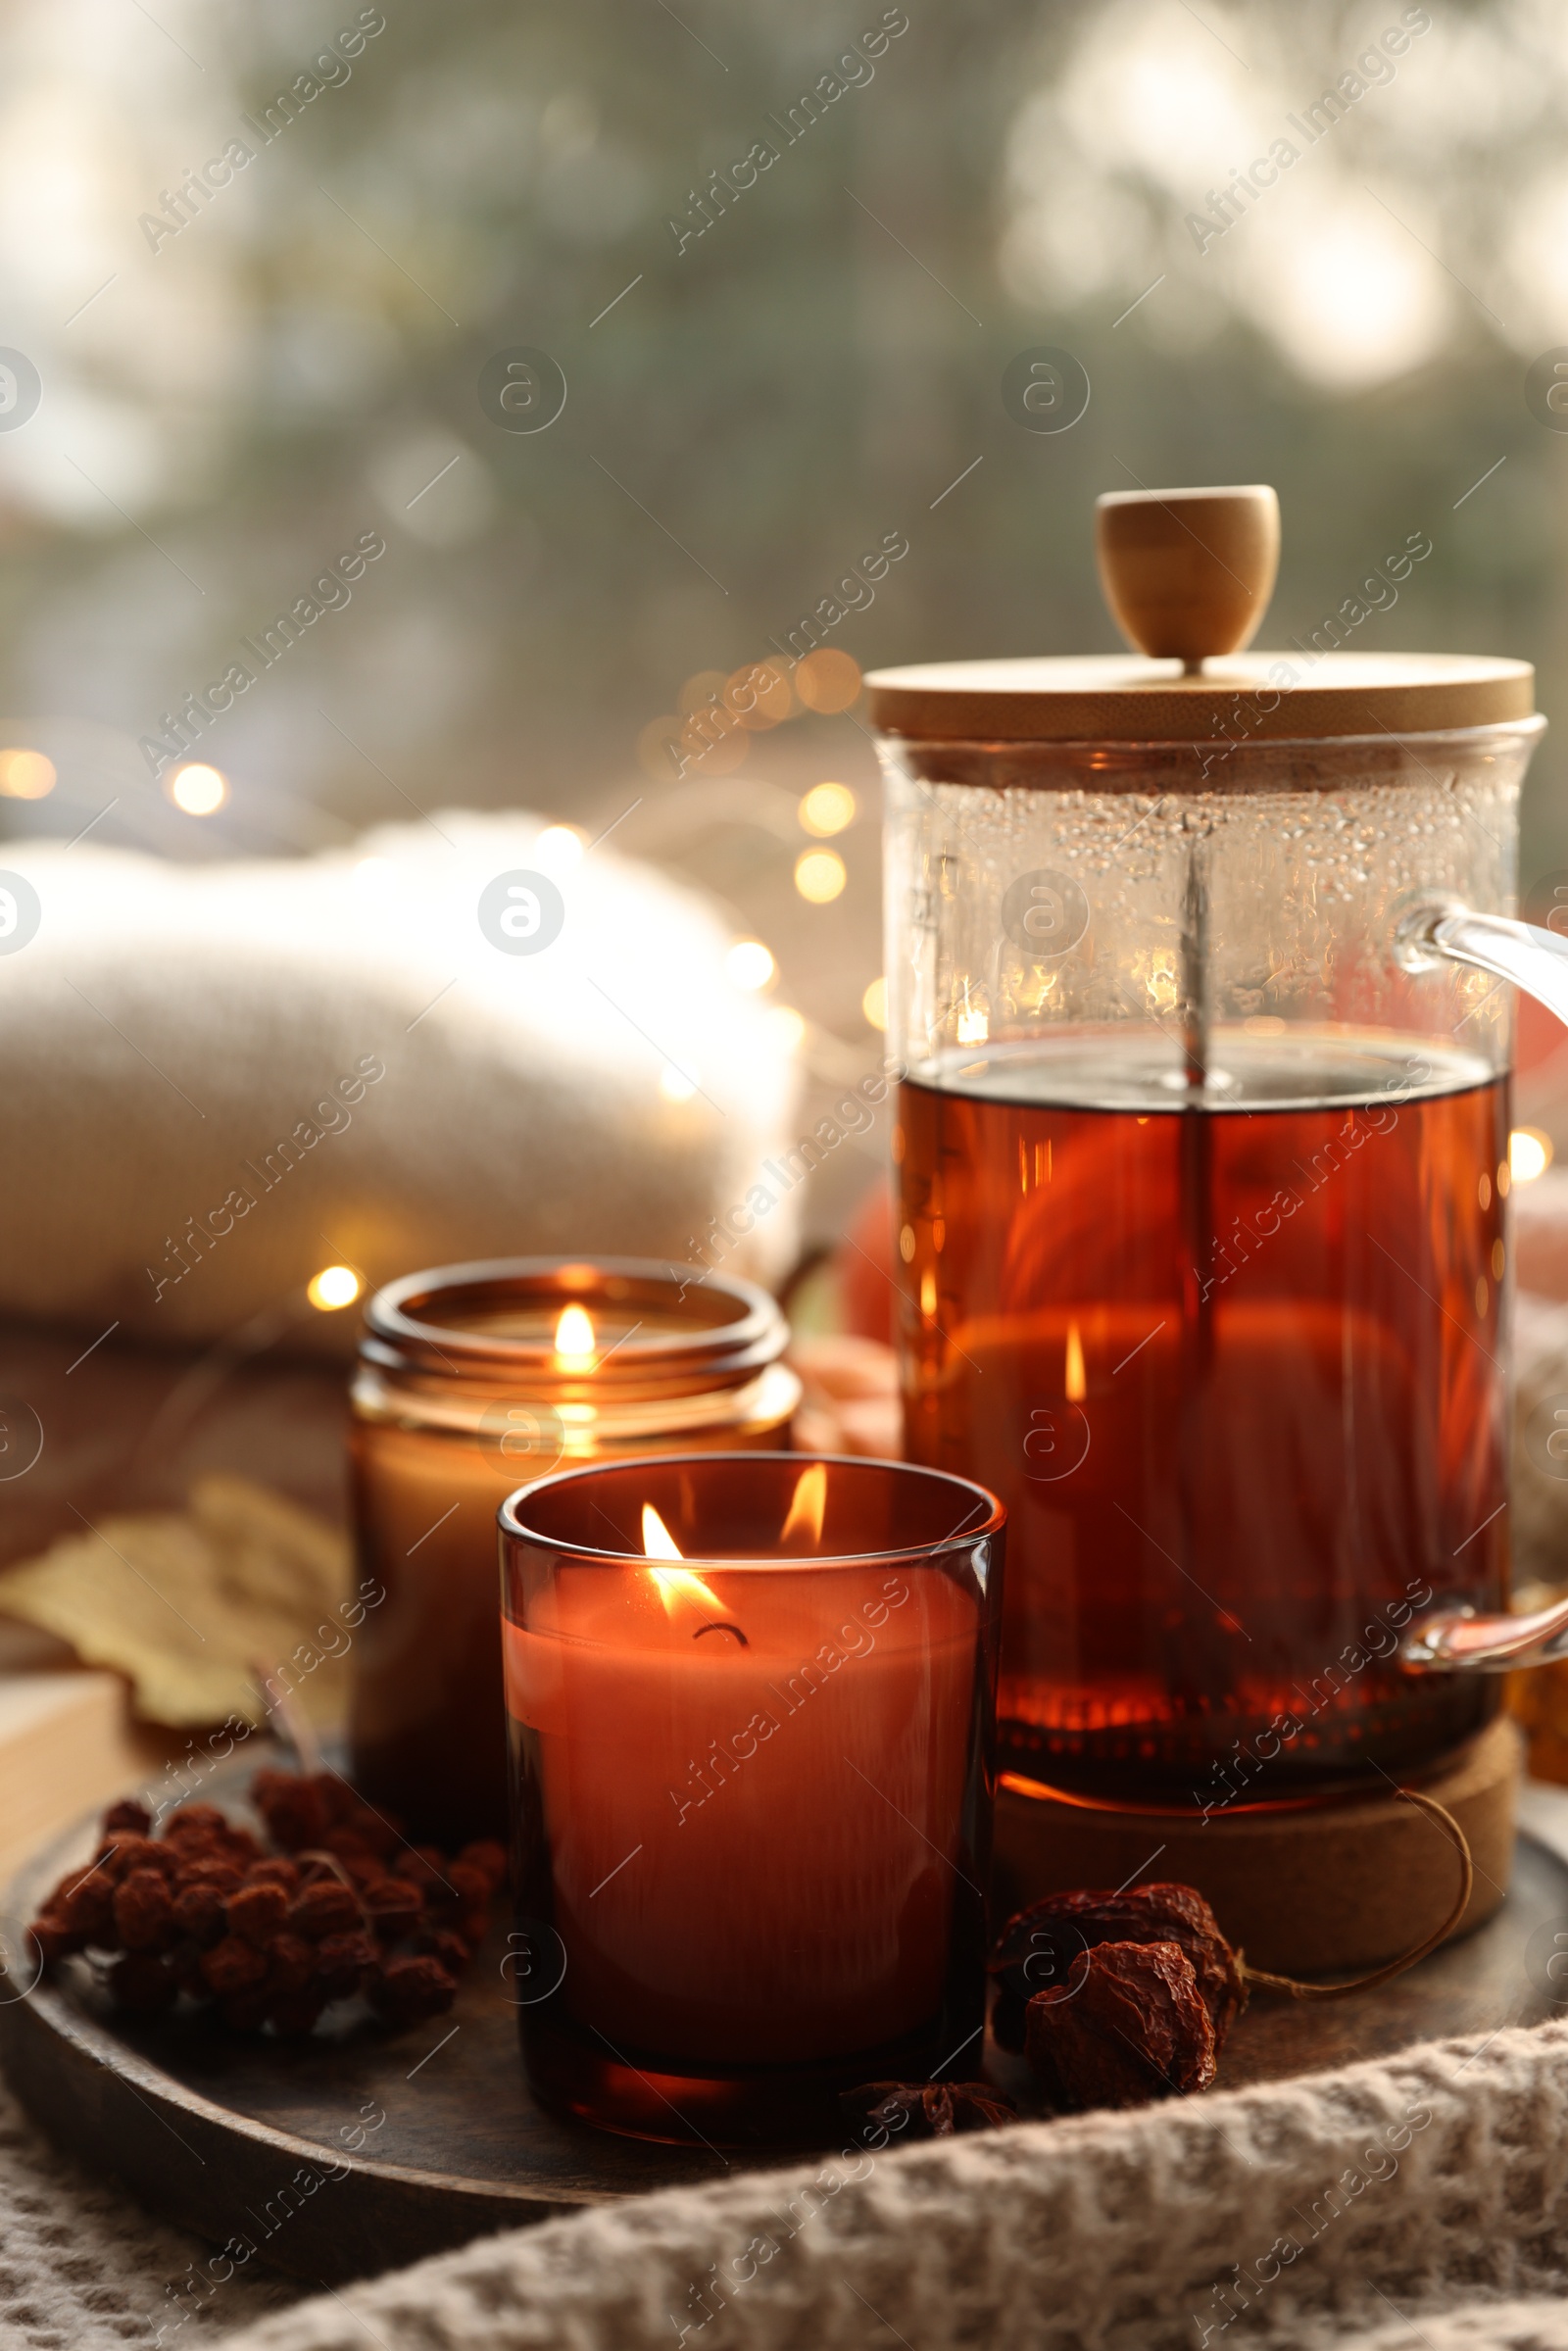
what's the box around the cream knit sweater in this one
[202,2014,1568,2351]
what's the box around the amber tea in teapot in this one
[870,485,1568,1811]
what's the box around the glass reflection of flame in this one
[641,1502,723,1617]
[779,1461,827,1547]
[554,1303,596,1364]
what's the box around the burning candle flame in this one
[641,1503,683,1560]
[1065,1321,1086,1403]
[779,1461,827,1548]
[641,1502,723,1616]
[554,1303,596,1363]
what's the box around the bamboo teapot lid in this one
[864,484,1535,743]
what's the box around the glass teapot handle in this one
[1394,897,1568,1672]
[1403,1596,1568,1672]
[1394,897,1568,1025]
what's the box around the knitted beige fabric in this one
[0,2058,295,2350]
[0,814,801,1358]
[205,2018,1568,2351]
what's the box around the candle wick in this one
[692,1621,749,1648]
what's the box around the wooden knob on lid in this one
[1096,484,1280,672]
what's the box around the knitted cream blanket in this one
[0,814,801,1357]
[205,2015,1568,2351]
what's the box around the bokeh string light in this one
[795,848,847,904]
[0,749,55,799]
[167,762,228,816]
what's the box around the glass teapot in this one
[867,483,1568,1810]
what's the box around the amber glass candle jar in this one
[349,1258,800,1841]
[502,1453,1004,2147]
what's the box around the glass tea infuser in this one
[867,486,1568,1955]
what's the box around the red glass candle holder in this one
[500,1452,1004,2147]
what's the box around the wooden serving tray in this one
[3,1774,1565,2285]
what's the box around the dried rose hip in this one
[172,1881,225,1945]
[103,1799,153,1837]
[328,1803,399,1862]
[289,1881,364,1942]
[171,1941,211,1999]
[369,1954,457,2028]
[392,1846,451,1898]
[226,1881,290,1947]
[200,1935,270,1997]
[27,1767,486,2046]
[458,1840,508,1893]
[252,1771,329,1853]
[262,1933,316,1999]
[220,1990,272,2033]
[362,1879,424,1941]
[58,1867,116,1943]
[326,1843,388,1891]
[107,1953,177,2015]
[991,1883,1246,2054]
[446,1860,492,1908]
[1024,1939,1217,2112]
[415,1926,473,1975]
[294,1850,351,1888]
[269,1989,327,2037]
[311,1772,357,1828]
[115,1868,175,1953]
[180,1856,245,1892]
[314,1930,377,2002]
[103,1835,172,1884]
[27,1908,82,1964]
[244,1859,300,1894]
[165,1803,228,1844]
[841,2081,1017,2138]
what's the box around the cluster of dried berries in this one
[841,2080,1018,2139]
[27,1771,506,2039]
[990,1882,1247,2112]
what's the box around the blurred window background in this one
[0,0,1564,1244]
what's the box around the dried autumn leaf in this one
[0,1475,351,1727]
